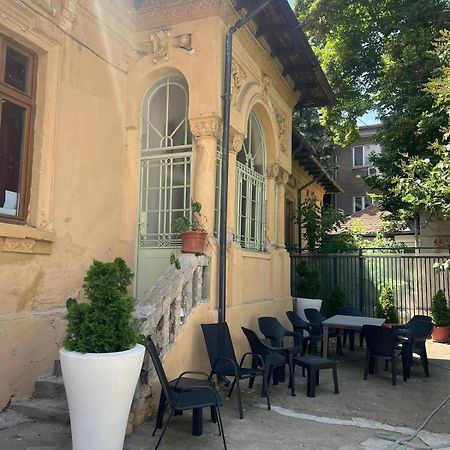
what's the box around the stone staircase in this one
[12,360,70,424]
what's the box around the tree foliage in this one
[295,0,450,220]
[376,285,399,324]
[64,258,140,353]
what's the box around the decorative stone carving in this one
[150,29,171,64]
[266,164,280,180]
[60,0,79,31]
[231,60,247,106]
[175,34,193,53]
[2,237,36,253]
[261,73,271,101]
[189,116,222,140]
[273,105,287,153]
[37,0,57,17]
[230,131,245,154]
[276,167,290,185]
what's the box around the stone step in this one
[12,398,69,424]
[54,360,62,377]
[35,375,66,400]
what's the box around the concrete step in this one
[35,375,66,400]
[12,398,69,424]
[54,360,62,377]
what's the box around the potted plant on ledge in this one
[171,200,207,254]
[430,290,450,343]
[294,261,323,321]
[60,257,144,450]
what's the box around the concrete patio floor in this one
[1,341,449,449]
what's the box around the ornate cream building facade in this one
[0,0,334,418]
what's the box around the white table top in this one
[322,315,385,330]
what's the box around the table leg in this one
[322,325,329,357]
[192,408,203,436]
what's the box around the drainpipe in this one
[218,0,275,323]
[297,180,315,252]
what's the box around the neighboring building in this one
[330,124,382,215]
[0,0,334,424]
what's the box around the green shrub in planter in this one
[376,285,399,324]
[64,257,140,353]
[430,290,450,327]
[327,286,347,318]
[295,262,321,298]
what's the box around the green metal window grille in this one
[139,75,192,248]
[235,112,267,252]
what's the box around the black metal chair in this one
[286,310,320,354]
[144,336,226,450]
[201,322,267,419]
[241,327,290,399]
[338,306,364,351]
[362,325,408,385]
[304,308,343,356]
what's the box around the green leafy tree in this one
[296,262,321,298]
[295,0,450,221]
[64,257,140,353]
[327,287,347,318]
[376,285,399,323]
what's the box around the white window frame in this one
[353,195,373,213]
[235,112,267,252]
[353,145,371,167]
[139,75,192,248]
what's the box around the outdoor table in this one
[322,315,385,357]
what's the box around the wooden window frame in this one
[0,35,37,224]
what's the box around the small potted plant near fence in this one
[294,261,322,320]
[430,290,450,343]
[60,257,144,450]
[171,200,207,254]
[327,286,347,318]
[376,285,399,327]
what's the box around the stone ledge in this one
[0,223,55,255]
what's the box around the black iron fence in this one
[290,248,450,321]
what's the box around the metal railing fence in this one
[290,248,450,321]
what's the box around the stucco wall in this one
[0,0,300,412]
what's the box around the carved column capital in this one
[189,116,222,140]
[266,164,280,179]
[229,131,246,154]
[276,167,290,185]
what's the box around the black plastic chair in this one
[201,322,267,419]
[400,319,433,378]
[393,315,432,334]
[304,308,342,355]
[338,306,364,351]
[286,310,320,354]
[258,316,305,385]
[362,325,408,385]
[241,327,290,399]
[144,336,226,450]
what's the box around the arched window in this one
[139,75,191,248]
[235,111,266,251]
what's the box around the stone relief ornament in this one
[230,131,245,154]
[189,117,222,140]
[175,34,193,53]
[266,164,280,179]
[231,60,247,106]
[261,73,271,101]
[273,105,287,153]
[37,0,57,17]
[276,167,290,185]
[150,29,171,64]
[60,0,79,31]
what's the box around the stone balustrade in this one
[128,253,210,432]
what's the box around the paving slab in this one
[0,341,449,450]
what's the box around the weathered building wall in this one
[0,0,301,415]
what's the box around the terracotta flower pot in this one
[431,326,450,343]
[181,231,207,254]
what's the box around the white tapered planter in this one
[294,297,323,322]
[60,344,145,450]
